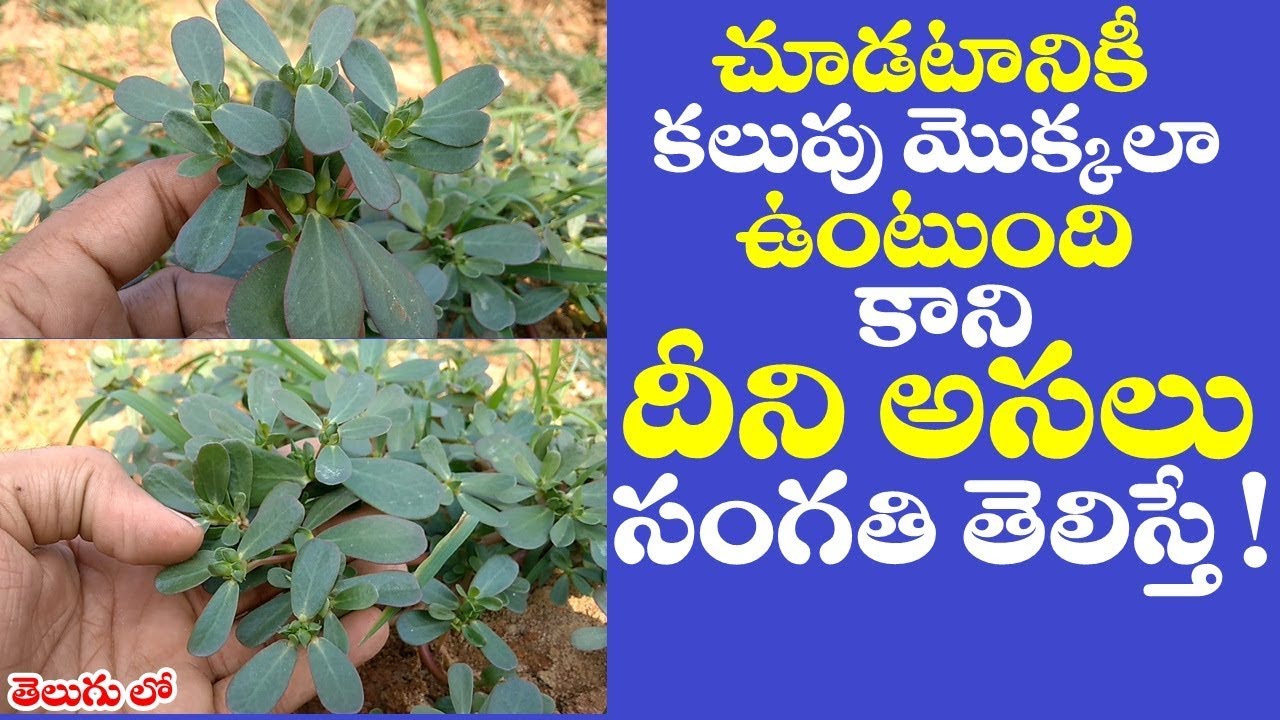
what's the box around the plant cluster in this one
[78,340,606,714]
[106,0,605,338]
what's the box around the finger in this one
[0,156,260,288]
[213,607,391,712]
[0,447,203,565]
[118,266,235,338]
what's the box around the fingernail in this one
[167,506,205,529]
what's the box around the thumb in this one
[0,447,204,565]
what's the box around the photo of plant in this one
[0,338,607,712]
[0,0,606,338]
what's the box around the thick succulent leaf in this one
[396,610,450,645]
[339,414,391,439]
[456,494,506,528]
[172,17,225,85]
[386,138,481,174]
[422,64,503,117]
[340,39,396,112]
[340,139,399,211]
[344,458,442,519]
[456,223,541,264]
[177,153,223,178]
[155,549,215,594]
[226,249,290,337]
[470,555,519,598]
[301,487,358,531]
[318,516,427,564]
[224,438,254,504]
[474,433,540,479]
[466,276,515,331]
[115,76,191,123]
[213,102,287,156]
[514,286,569,325]
[253,79,295,122]
[215,226,276,279]
[315,444,352,485]
[471,621,517,670]
[295,84,354,155]
[188,580,239,657]
[239,482,304,559]
[483,678,545,714]
[409,110,490,147]
[291,538,342,619]
[337,222,436,338]
[193,441,230,504]
[497,505,554,550]
[446,663,474,714]
[174,180,247,273]
[225,640,298,713]
[328,372,375,423]
[336,570,421,607]
[271,168,314,194]
[274,387,322,430]
[236,591,293,647]
[162,110,215,155]
[247,448,306,505]
[308,5,356,68]
[142,464,199,514]
[330,582,378,611]
[216,0,290,73]
[324,612,349,652]
[285,213,364,338]
[570,626,606,652]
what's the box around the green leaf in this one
[466,276,515,331]
[506,262,607,285]
[324,612,349,652]
[470,555,519,598]
[271,168,314,194]
[194,442,230,505]
[189,580,239,657]
[338,221,437,338]
[330,582,378,611]
[227,250,291,337]
[329,372,375,423]
[142,465,199,514]
[396,610,450,645]
[226,639,298,713]
[115,76,191,123]
[274,386,322,429]
[302,487,358,531]
[345,458,442,520]
[172,17,225,85]
[108,390,191,446]
[178,153,223,178]
[337,570,421,607]
[340,139,399,211]
[318,516,427,564]
[497,505,554,550]
[422,65,503,117]
[457,223,541,265]
[247,368,281,425]
[155,549,215,594]
[239,482,304,559]
[409,110,490,148]
[248,446,308,504]
[316,444,352,485]
[291,538,342,619]
[308,5,356,68]
[483,678,545,713]
[550,514,575,547]
[175,180,247,273]
[253,79,295,122]
[341,39,397,112]
[471,621,517,670]
[339,414,391,439]
[224,437,254,503]
[295,84,354,155]
[387,138,481,174]
[214,102,287,156]
[59,63,118,90]
[570,626,606,652]
[514,286,569,325]
[456,494,505,528]
[285,213,364,337]
[216,0,289,73]
[236,592,293,647]
[449,664,474,714]
[309,638,363,713]
[162,110,215,155]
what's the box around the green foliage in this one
[35,0,148,27]
[78,340,605,714]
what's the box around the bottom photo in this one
[0,340,606,714]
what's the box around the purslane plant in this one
[113,0,546,338]
[80,340,606,714]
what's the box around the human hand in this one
[0,156,256,338]
[0,447,390,713]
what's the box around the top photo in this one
[0,0,607,339]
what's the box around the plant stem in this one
[416,644,448,684]
[260,187,296,231]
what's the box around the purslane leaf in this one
[238,482,304,559]
[226,639,298,713]
[285,213,364,337]
[471,620,517,670]
[162,110,216,155]
[396,610,450,645]
[336,570,421,607]
[421,64,503,118]
[188,580,239,657]
[339,139,399,211]
[456,223,542,265]
[115,76,191,123]
[172,17,225,85]
[483,677,545,714]
[142,464,199,514]
[213,102,287,156]
[175,180,247,273]
[315,444,353,485]
[340,39,397,112]
[318,515,427,564]
[465,275,515,332]
[253,79,295,122]
[328,372,375,424]
[386,137,482,174]
[194,441,231,505]
[227,250,291,338]
[291,538,342,619]
[295,84,354,155]
[155,549,215,594]
[216,0,290,74]
[338,221,437,338]
[274,386,322,429]
[308,637,364,714]
[470,555,519,598]
[344,458,443,520]
[236,591,293,647]
[409,110,490,148]
[307,5,356,68]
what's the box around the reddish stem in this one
[417,644,448,684]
